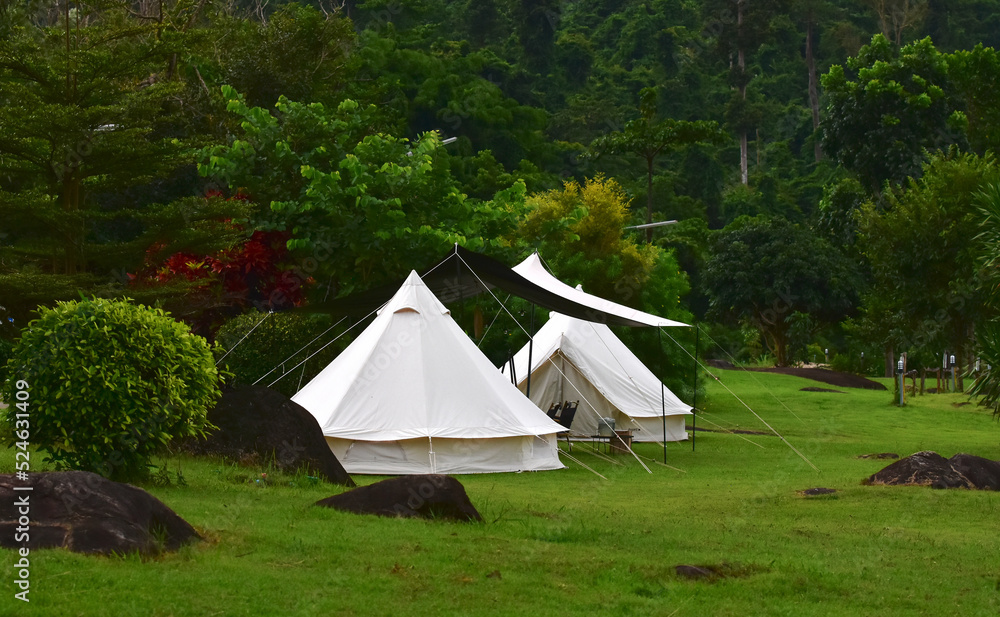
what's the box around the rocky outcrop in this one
[0,471,199,555]
[316,475,482,522]
[186,386,353,486]
[865,451,1000,490]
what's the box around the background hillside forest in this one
[4,0,1000,395]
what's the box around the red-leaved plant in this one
[130,192,312,331]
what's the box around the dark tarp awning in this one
[307,245,687,328]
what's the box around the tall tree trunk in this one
[62,175,80,275]
[63,0,79,276]
[805,16,822,162]
[884,344,894,378]
[774,330,788,366]
[738,0,748,185]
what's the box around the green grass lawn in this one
[3,370,1000,616]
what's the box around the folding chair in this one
[546,402,562,419]
[556,400,579,452]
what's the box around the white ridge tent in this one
[503,311,692,442]
[292,271,566,475]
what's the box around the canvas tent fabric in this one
[306,245,689,328]
[292,271,566,475]
[510,253,688,328]
[503,312,692,442]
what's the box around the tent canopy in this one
[511,253,687,328]
[309,245,689,328]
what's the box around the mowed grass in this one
[3,370,1000,617]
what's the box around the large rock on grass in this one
[865,451,1000,490]
[947,453,1000,490]
[316,475,482,522]
[0,471,199,555]
[187,386,353,486]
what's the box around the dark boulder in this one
[186,386,353,486]
[865,451,971,489]
[316,475,482,522]
[864,451,1000,490]
[0,471,199,555]
[947,454,1000,490]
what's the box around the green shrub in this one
[969,320,1000,414]
[214,311,346,398]
[1,298,221,480]
[0,337,13,386]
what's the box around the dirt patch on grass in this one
[800,386,845,393]
[710,363,886,390]
[799,487,837,496]
[858,453,899,460]
[686,426,771,436]
[675,562,766,581]
[741,367,886,390]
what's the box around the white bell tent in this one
[503,311,692,442]
[292,271,566,475]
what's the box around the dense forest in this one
[3,0,1000,399]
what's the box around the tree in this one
[517,175,689,308]
[815,176,868,251]
[192,4,355,111]
[199,86,529,299]
[855,149,997,377]
[703,216,861,366]
[0,1,182,274]
[863,0,928,45]
[796,0,845,163]
[1,298,220,480]
[513,174,693,392]
[703,0,791,185]
[947,44,1000,154]
[969,182,1000,413]
[590,88,726,242]
[0,1,231,323]
[821,34,967,193]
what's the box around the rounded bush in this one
[1,298,221,479]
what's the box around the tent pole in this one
[659,328,666,464]
[296,359,307,394]
[456,244,465,335]
[526,303,535,398]
[692,324,699,452]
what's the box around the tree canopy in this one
[4,0,1000,393]
[703,216,861,365]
